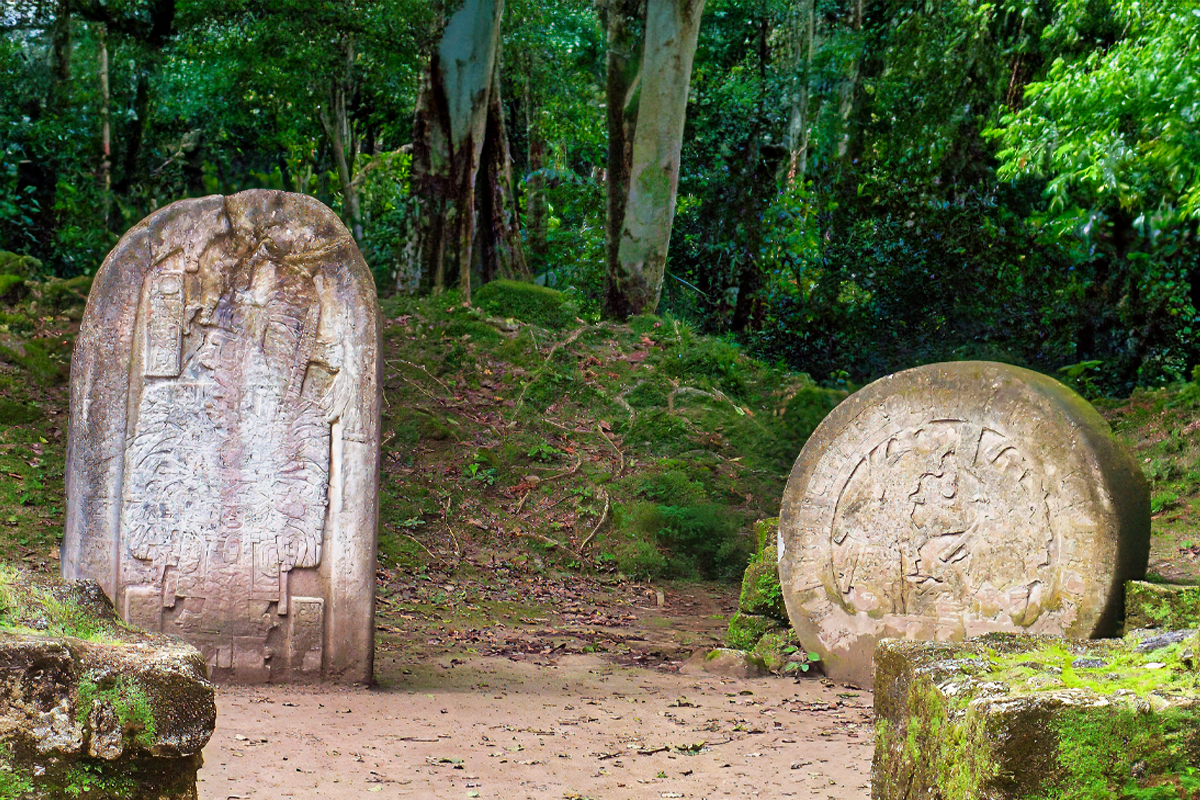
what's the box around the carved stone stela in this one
[778,362,1150,687]
[63,191,381,684]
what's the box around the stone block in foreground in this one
[872,632,1200,800]
[0,575,215,798]
[779,361,1150,688]
[1126,580,1200,630]
[63,189,382,684]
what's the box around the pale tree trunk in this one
[98,22,111,228]
[319,35,363,242]
[602,0,644,316]
[524,73,548,261]
[405,0,506,305]
[478,59,530,283]
[607,0,706,318]
[836,0,863,161]
[784,0,815,184]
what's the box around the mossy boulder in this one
[0,570,214,799]
[724,611,784,651]
[474,279,574,330]
[1126,580,1200,630]
[873,632,1200,800]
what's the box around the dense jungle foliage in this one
[2,0,1199,396]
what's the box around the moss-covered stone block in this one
[724,611,784,651]
[1126,580,1200,630]
[0,570,214,799]
[738,552,787,620]
[873,632,1200,800]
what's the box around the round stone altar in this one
[777,361,1150,687]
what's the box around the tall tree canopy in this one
[4,0,1200,394]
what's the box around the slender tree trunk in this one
[404,0,507,305]
[320,36,363,242]
[52,0,72,88]
[836,0,863,160]
[602,0,644,317]
[98,23,111,228]
[478,61,530,283]
[607,0,706,318]
[784,0,815,184]
[524,74,548,261]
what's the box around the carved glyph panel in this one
[777,362,1150,688]
[64,191,380,684]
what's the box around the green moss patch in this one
[1127,580,1200,630]
[874,634,1200,800]
[474,279,574,329]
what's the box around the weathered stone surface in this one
[778,362,1150,687]
[1126,580,1200,630]
[63,190,381,684]
[680,648,767,679]
[0,572,214,799]
[873,632,1200,800]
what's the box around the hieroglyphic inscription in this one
[120,244,343,679]
[825,421,1053,626]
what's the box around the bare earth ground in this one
[198,583,873,800]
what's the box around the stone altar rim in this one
[62,189,381,685]
[776,360,1150,688]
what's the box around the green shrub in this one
[724,611,781,651]
[0,251,41,279]
[0,275,27,303]
[475,279,574,330]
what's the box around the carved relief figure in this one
[119,233,349,679]
[829,421,1054,626]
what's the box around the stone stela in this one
[777,361,1150,688]
[63,190,381,684]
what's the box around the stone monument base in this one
[873,632,1200,799]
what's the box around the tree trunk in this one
[784,0,815,184]
[98,23,111,228]
[52,0,72,87]
[602,0,644,317]
[320,35,363,242]
[606,0,706,318]
[524,74,548,262]
[836,0,863,161]
[404,0,506,305]
[478,60,530,283]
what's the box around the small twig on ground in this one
[388,358,453,394]
[386,527,447,566]
[513,529,579,557]
[614,380,641,424]
[528,327,539,352]
[578,490,610,553]
[595,424,625,477]
[514,492,532,514]
[541,458,582,485]
[543,326,586,363]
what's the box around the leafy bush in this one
[0,275,26,303]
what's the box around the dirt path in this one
[198,582,874,799]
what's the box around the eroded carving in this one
[828,421,1054,626]
[64,191,380,684]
